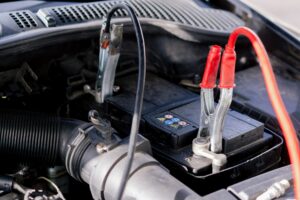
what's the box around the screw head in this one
[96,143,106,153]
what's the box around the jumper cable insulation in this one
[226,27,300,199]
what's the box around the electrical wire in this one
[104,3,146,200]
[225,26,300,200]
[38,177,66,200]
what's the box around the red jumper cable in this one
[221,26,300,199]
[198,45,222,138]
[198,44,235,154]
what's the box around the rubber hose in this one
[0,110,83,165]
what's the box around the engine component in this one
[147,100,280,181]
[0,4,205,199]
[24,189,63,200]
[11,177,67,200]
[256,179,290,200]
[167,101,266,153]
[0,0,297,198]
[105,72,198,130]
[105,72,270,150]
[63,124,201,200]
[16,63,38,94]
[0,174,66,200]
[47,166,69,195]
[33,0,244,36]
[228,165,293,200]
[197,165,294,200]
[104,71,283,194]
[0,109,203,200]
[0,110,83,165]
[104,68,267,159]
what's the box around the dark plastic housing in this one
[233,66,300,137]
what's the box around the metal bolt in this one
[113,85,120,93]
[185,157,191,162]
[83,84,91,92]
[256,179,291,200]
[193,74,201,85]
[239,56,247,65]
[96,143,106,154]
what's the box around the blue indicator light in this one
[171,118,180,123]
[164,120,173,125]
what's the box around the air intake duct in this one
[0,110,83,165]
[0,110,202,199]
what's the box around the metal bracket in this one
[192,137,227,173]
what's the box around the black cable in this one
[104,3,146,200]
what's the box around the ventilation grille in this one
[38,0,243,33]
[9,11,38,29]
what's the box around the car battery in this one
[144,101,265,153]
[104,72,283,192]
[104,72,199,132]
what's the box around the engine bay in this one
[0,0,299,199]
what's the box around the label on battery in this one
[156,113,189,129]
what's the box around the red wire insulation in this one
[200,45,222,88]
[227,27,300,199]
[219,45,236,88]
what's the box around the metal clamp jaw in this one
[197,87,233,153]
[209,88,233,153]
[198,88,215,138]
[193,87,230,173]
[85,22,123,104]
[192,45,233,172]
[195,44,234,152]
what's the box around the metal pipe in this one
[64,127,202,200]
